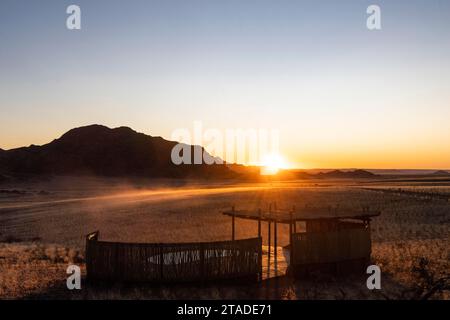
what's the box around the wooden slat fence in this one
[86,232,262,283]
[291,228,371,265]
[364,188,450,202]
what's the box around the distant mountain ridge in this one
[432,170,450,176]
[0,125,234,179]
[273,169,377,180]
[316,169,376,179]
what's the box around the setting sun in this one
[260,154,287,175]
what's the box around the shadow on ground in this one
[22,273,408,300]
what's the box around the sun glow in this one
[260,153,287,175]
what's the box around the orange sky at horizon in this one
[1,123,449,170]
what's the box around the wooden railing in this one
[86,231,262,283]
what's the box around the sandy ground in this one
[0,178,449,299]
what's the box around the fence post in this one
[85,231,100,282]
[268,221,271,265]
[200,243,205,283]
[85,236,90,281]
[274,220,278,271]
[268,203,271,269]
[114,243,121,280]
[258,237,263,282]
[293,205,297,233]
[232,205,235,241]
[290,211,294,266]
[160,246,164,280]
[257,208,261,238]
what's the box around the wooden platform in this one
[223,206,380,224]
[261,246,289,279]
[223,204,380,278]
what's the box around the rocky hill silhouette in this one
[315,169,376,179]
[0,125,234,179]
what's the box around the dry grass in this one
[0,179,448,299]
[0,242,84,299]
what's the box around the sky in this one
[0,0,449,169]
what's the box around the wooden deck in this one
[261,246,289,279]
